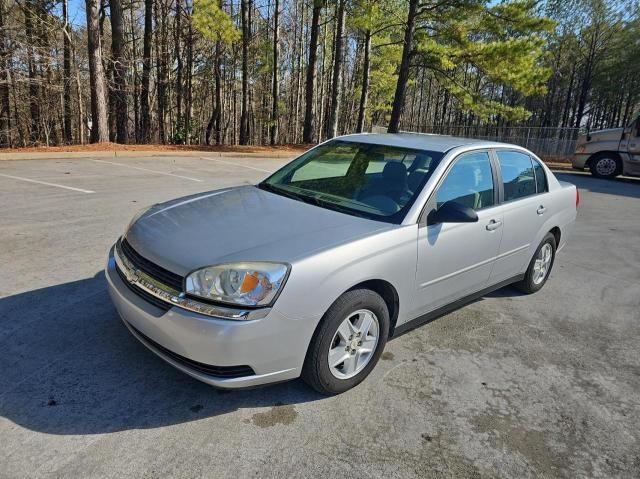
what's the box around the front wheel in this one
[302,289,389,395]
[589,154,621,179]
[514,233,556,294]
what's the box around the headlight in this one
[185,262,289,307]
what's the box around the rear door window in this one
[496,151,536,201]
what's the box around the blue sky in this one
[62,0,86,27]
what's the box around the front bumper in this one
[572,153,589,169]
[105,246,309,388]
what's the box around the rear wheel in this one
[302,289,389,395]
[589,154,622,179]
[515,233,556,294]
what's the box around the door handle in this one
[537,205,547,215]
[486,219,502,231]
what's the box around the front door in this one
[622,117,640,176]
[415,151,503,314]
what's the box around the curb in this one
[0,150,301,161]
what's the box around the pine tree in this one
[389,0,554,132]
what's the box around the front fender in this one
[271,225,418,336]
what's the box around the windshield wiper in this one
[257,182,303,202]
[304,194,371,219]
[259,183,323,207]
[258,183,369,219]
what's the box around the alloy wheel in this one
[328,309,379,379]
[595,157,617,176]
[532,243,553,285]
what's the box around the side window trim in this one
[488,149,504,205]
[418,149,496,227]
[531,157,548,194]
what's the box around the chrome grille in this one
[115,265,171,312]
[119,238,183,291]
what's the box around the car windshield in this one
[259,140,444,223]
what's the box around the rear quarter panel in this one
[550,180,578,252]
[526,167,577,267]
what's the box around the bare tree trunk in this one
[10,70,24,146]
[325,0,345,139]
[302,1,321,143]
[61,0,72,144]
[214,35,222,144]
[24,1,41,144]
[356,29,371,134]
[140,0,153,142]
[388,0,418,133]
[318,15,329,141]
[0,0,10,147]
[71,43,85,144]
[575,25,601,129]
[206,15,223,146]
[108,67,117,142]
[239,0,250,145]
[270,0,280,145]
[293,0,304,143]
[110,0,128,143]
[86,0,109,142]
[175,0,183,128]
[128,0,139,142]
[185,12,193,143]
[155,0,166,144]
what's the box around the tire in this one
[589,153,622,179]
[302,289,389,395]
[514,232,556,294]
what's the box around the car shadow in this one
[483,285,527,298]
[388,284,528,339]
[0,272,323,435]
[554,171,640,199]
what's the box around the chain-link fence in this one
[387,125,582,159]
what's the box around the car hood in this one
[578,127,623,145]
[125,185,393,276]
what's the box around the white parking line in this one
[91,159,203,182]
[199,156,273,173]
[0,173,95,194]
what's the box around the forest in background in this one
[0,0,638,148]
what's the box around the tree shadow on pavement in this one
[554,171,640,200]
[0,272,322,435]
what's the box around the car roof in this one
[337,132,515,153]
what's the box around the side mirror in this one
[427,201,478,225]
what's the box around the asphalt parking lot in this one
[1,153,639,478]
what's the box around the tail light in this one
[576,188,580,209]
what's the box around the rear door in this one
[415,151,503,313]
[490,150,549,283]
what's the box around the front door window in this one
[435,151,495,211]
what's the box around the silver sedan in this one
[106,134,578,394]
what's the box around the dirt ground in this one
[0,141,574,170]
[0,142,310,155]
